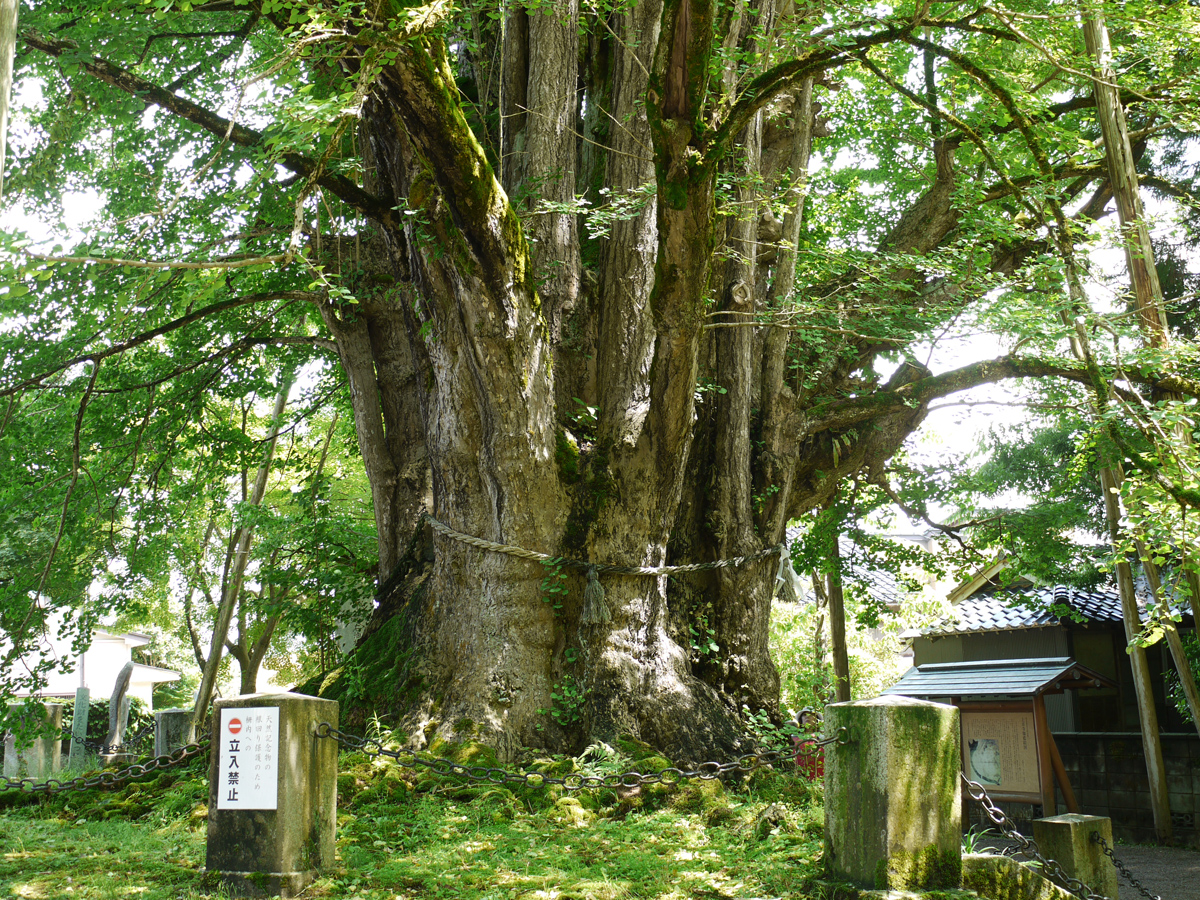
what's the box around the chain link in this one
[315,723,852,791]
[961,776,1108,900]
[0,738,210,796]
[1091,833,1162,900]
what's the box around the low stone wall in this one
[1054,732,1199,847]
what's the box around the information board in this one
[960,709,1040,797]
[216,707,279,810]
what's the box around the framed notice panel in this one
[960,708,1041,801]
[217,707,280,810]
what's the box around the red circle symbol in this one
[228,718,242,734]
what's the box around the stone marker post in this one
[206,692,338,897]
[68,687,91,770]
[1033,814,1119,900]
[2,702,64,778]
[824,695,962,892]
[154,708,193,757]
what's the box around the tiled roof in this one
[782,529,912,607]
[925,584,1190,636]
[883,657,1116,699]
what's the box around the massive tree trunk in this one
[325,1,967,762]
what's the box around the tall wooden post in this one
[828,535,851,703]
[1101,468,1172,843]
[1032,695,1056,817]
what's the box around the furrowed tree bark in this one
[573,0,756,761]
[355,36,573,759]
[757,77,815,541]
[705,0,782,715]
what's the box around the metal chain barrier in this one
[962,776,1107,900]
[316,722,853,791]
[422,511,786,577]
[1091,833,1162,900]
[0,738,210,796]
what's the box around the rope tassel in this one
[579,565,611,626]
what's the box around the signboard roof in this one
[883,656,1116,699]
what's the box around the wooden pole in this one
[1083,7,1200,632]
[1045,729,1078,814]
[827,534,852,703]
[1081,13,1168,346]
[1102,467,1173,843]
[1032,695,1056,817]
[1140,546,1200,735]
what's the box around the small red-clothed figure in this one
[792,707,825,781]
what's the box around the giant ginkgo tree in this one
[2,0,1198,762]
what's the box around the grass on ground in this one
[0,736,827,899]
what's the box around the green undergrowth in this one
[0,733,828,899]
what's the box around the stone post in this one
[1033,814,1119,900]
[206,692,338,897]
[68,687,91,770]
[1,730,14,778]
[2,702,64,778]
[155,708,193,757]
[824,695,962,891]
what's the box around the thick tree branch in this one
[1140,174,1200,204]
[21,31,394,224]
[0,290,319,397]
[715,23,911,153]
[802,354,1200,435]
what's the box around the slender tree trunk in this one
[1082,13,1168,344]
[1082,10,1193,837]
[1101,467,1173,843]
[0,0,16,198]
[811,571,828,702]
[1083,9,1200,629]
[190,377,292,739]
[1140,547,1200,734]
[230,610,281,696]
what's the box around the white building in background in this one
[13,625,180,711]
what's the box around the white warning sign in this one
[217,706,279,810]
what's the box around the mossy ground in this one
[0,736,827,899]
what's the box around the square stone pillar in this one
[155,708,194,757]
[2,702,64,779]
[1033,814,1119,900]
[68,688,91,770]
[206,692,338,897]
[824,695,962,891]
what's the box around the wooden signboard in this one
[960,708,1040,800]
[957,698,1076,815]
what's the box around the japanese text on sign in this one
[217,707,279,810]
[961,710,1040,796]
